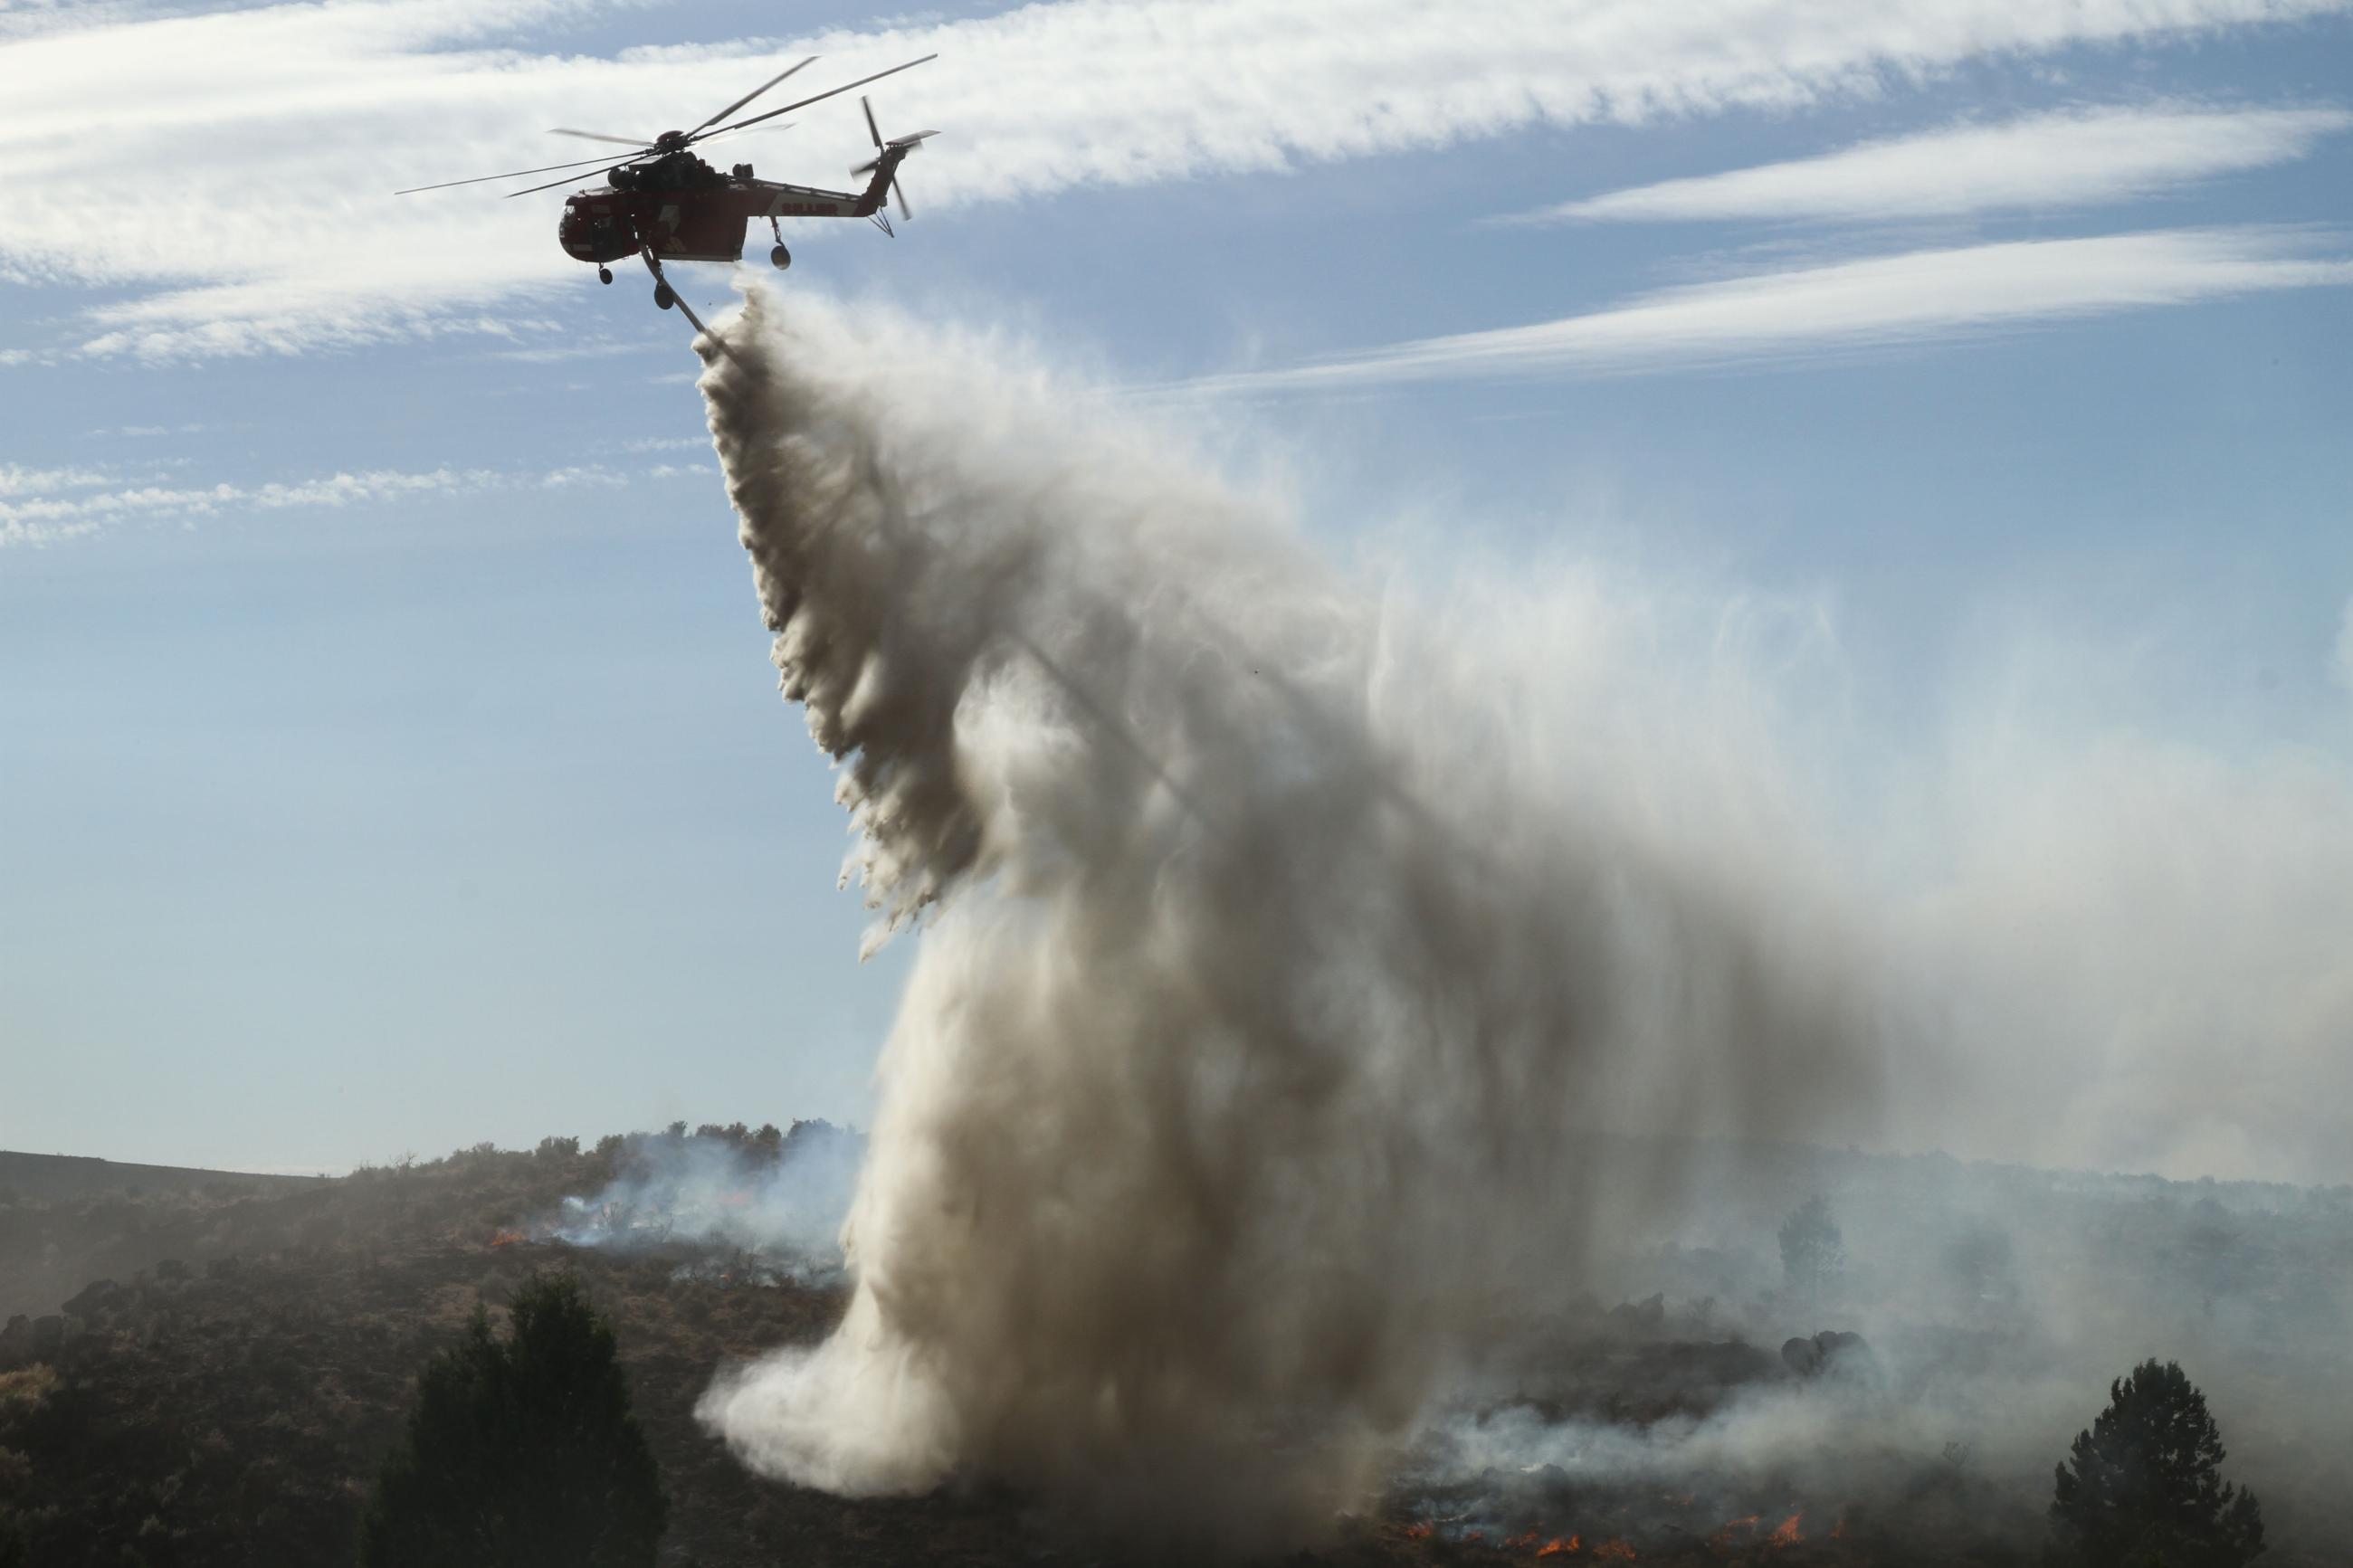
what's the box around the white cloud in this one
[0,461,110,496]
[1508,103,2353,225]
[0,458,646,546]
[1187,227,2353,391]
[537,463,626,488]
[0,465,475,546]
[3,0,2348,357]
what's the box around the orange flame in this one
[1537,1539,1580,1558]
[1402,1523,1434,1541]
[489,1228,527,1248]
[1769,1513,1803,1547]
[1831,1512,1848,1541]
[1710,1516,1761,1545]
[1592,1541,1637,1562]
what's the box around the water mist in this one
[686,285,1877,1551]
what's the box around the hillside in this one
[0,1153,321,1206]
[0,1153,321,1322]
[0,1130,1043,1567]
[1,1129,2345,1567]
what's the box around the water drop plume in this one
[690,284,1877,1553]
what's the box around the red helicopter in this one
[398,54,939,332]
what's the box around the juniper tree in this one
[359,1272,666,1568]
[2051,1359,2264,1568]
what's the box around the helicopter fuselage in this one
[557,152,900,266]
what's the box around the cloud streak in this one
[1506,103,2353,225]
[0,457,672,547]
[0,461,110,497]
[1187,227,2353,391]
[4,0,2350,356]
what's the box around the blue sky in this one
[3,0,2350,1176]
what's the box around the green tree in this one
[2051,1359,2264,1568]
[359,1273,666,1568]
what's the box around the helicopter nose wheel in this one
[653,281,676,310]
[597,266,613,285]
[769,243,792,271]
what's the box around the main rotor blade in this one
[549,128,655,148]
[692,122,792,147]
[862,94,881,149]
[395,150,637,195]
[893,176,910,221]
[696,52,938,140]
[503,155,651,198]
[691,54,817,135]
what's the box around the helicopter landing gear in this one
[653,281,676,310]
[770,244,791,271]
[597,266,613,285]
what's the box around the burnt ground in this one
[0,1136,2340,1567]
[1,1237,1026,1567]
[0,1234,2024,1568]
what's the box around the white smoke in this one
[683,285,1882,1550]
[539,1122,862,1272]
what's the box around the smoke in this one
[682,286,1883,1550]
[1391,1153,2353,1561]
[538,1121,862,1275]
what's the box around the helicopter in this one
[396,54,939,331]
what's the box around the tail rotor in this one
[853,94,938,224]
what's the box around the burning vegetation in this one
[1386,1489,1817,1565]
